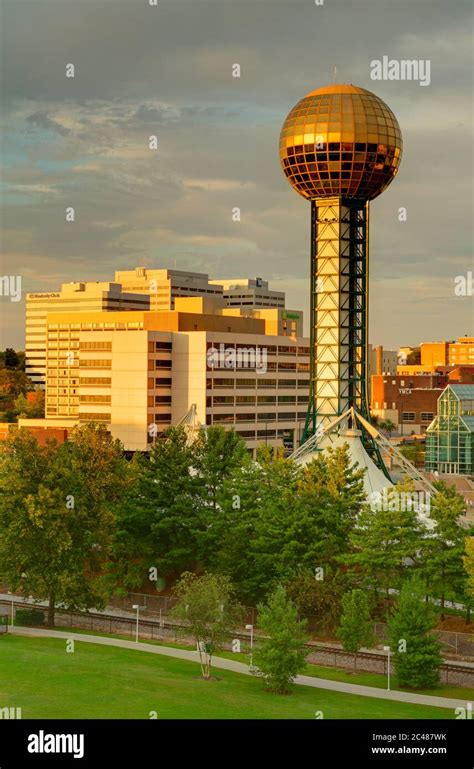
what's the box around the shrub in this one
[15,608,45,626]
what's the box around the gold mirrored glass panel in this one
[280,84,402,200]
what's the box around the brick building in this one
[371,373,446,434]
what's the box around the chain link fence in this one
[374,621,474,657]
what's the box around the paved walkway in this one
[2,591,473,669]
[10,626,471,710]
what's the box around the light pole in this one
[7,591,14,628]
[245,623,254,667]
[132,604,140,643]
[384,645,391,691]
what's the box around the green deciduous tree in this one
[4,348,20,369]
[0,424,129,625]
[171,571,243,679]
[419,484,467,620]
[253,586,308,694]
[389,577,443,689]
[463,537,474,600]
[380,419,397,437]
[285,567,348,634]
[13,388,45,418]
[337,589,374,670]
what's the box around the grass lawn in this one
[53,625,474,702]
[0,635,455,719]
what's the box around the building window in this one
[402,412,415,422]
[155,396,172,405]
[236,413,256,422]
[79,412,110,422]
[213,395,234,405]
[236,379,256,389]
[79,377,111,386]
[79,395,111,404]
[257,395,276,404]
[214,378,235,388]
[155,414,172,423]
[236,395,256,405]
[79,359,111,368]
[155,342,172,351]
[421,412,434,422]
[213,413,235,423]
[79,342,112,351]
[155,378,172,387]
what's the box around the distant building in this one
[397,341,448,375]
[371,372,446,435]
[374,345,397,375]
[425,384,474,476]
[397,346,414,365]
[209,277,285,309]
[367,345,397,401]
[25,282,149,388]
[26,270,291,390]
[397,339,474,377]
[21,297,309,455]
[114,267,223,311]
[448,336,474,367]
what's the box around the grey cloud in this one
[1,0,472,350]
[25,110,71,136]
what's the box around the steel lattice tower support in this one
[303,196,370,440]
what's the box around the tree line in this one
[0,423,472,635]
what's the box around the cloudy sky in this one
[1,0,472,349]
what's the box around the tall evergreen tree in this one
[253,586,308,694]
[297,443,366,566]
[345,492,426,602]
[213,444,367,604]
[337,589,374,670]
[117,427,202,580]
[193,426,249,561]
[389,577,443,689]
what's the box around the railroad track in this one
[2,598,473,678]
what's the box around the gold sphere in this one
[279,84,402,201]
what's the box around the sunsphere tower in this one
[279,84,402,446]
